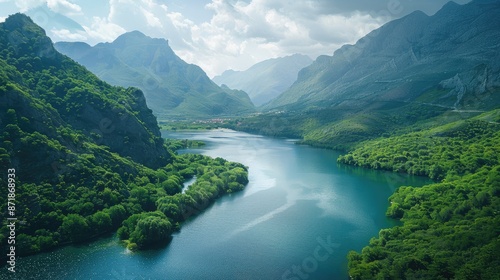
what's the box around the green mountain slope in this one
[212,54,312,107]
[265,0,500,113]
[231,0,500,150]
[0,14,248,257]
[0,15,169,170]
[54,31,255,119]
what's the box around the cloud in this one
[46,0,81,16]
[82,16,126,43]
[12,0,82,15]
[2,0,473,78]
[14,0,45,12]
[172,0,386,76]
[301,0,471,17]
[50,27,86,41]
[140,6,162,28]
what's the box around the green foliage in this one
[338,120,500,180]
[344,118,500,279]
[156,154,248,224]
[61,214,90,243]
[164,138,206,153]
[0,14,249,255]
[118,211,173,249]
[54,32,255,119]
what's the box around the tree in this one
[89,211,112,233]
[60,214,89,242]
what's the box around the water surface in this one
[3,130,431,279]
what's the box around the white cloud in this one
[50,27,87,41]
[46,0,81,16]
[82,16,126,43]
[167,0,387,77]
[14,0,45,12]
[140,6,162,28]
[1,0,390,77]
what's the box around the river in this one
[4,130,431,279]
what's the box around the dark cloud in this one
[313,0,472,18]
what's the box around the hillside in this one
[232,0,500,150]
[0,14,248,256]
[212,54,312,107]
[224,1,500,278]
[265,1,500,113]
[54,32,255,119]
[342,112,500,279]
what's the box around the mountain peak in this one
[2,13,36,28]
[2,13,45,38]
[56,31,255,118]
[112,30,168,47]
[120,30,148,39]
[266,0,500,111]
[435,1,462,14]
[0,13,58,59]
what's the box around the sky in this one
[0,0,472,77]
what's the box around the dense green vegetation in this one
[341,113,500,279]
[160,120,226,131]
[54,31,256,119]
[163,138,206,151]
[227,101,463,151]
[0,14,248,256]
[226,73,500,279]
[117,153,248,250]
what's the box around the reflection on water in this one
[3,130,432,280]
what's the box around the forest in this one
[340,113,500,279]
[0,14,248,256]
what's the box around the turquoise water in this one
[4,130,431,279]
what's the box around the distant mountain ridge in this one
[264,0,500,112]
[232,0,500,151]
[213,54,312,106]
[55,32,255,119]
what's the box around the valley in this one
[1,0,499,279]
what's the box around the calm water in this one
[3,130,431,280]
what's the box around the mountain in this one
[0,13,172,252]
[231,0,500,151]
[25,4,86,34]
[0,14,169,171]
[264,0,500,112]
[55,32,255,119]
[0,13,249,258]
[212,54,312,106]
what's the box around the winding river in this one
[3,130,431,279]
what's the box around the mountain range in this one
[231,0,500,150]
[264,0,500,113]
[212,54,312,107]
[0,14,170,172]
[55,32,255,119]
[0,13,253,258]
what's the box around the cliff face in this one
[0,14,170,174]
